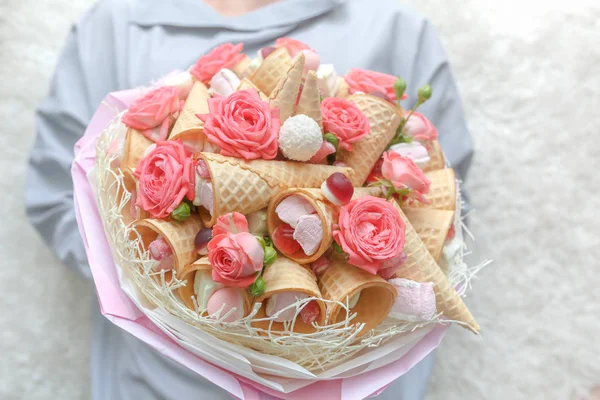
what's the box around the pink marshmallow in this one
[193,175,214,215]
[196,159,211,180]
[266,291,307,322]
[308,141,336,164]
[148,236,172,261]
[388,278,436,321]
[275,195,315,228]
[155,255,174,272]
[293,214,323,256]
[298,50,320,76]
[207,288,245,322]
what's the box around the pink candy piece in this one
[388,278,436,321]
[275,195,315,228]
[308,141,336,164]
[293,214,323,256]
[156,255,175,272]
[207,288,245,323]
[310,256,330,276]
[149,237,172,261]
[196,159,211,180]
[321,172,354,206]
[300,300,320,324]
[272,223,302,255]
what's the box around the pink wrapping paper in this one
[72,87,449,400]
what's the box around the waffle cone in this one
[267,187,382,264]
[196,152,351,227]
[336,94,403,186]
[335,76,350,98]
[391,201,479,333]
[253,256,326,333]
[237,78,269,101]
[177,257,212,311]
[231,55,251,79]
[269,53,305,122]
[251,47,293,97]
[404,168,457,211]
[122,129,153,171]
[423,139,445,172]
[168,81,212,148]
[318,257,396,335]
[403,208,454,262]
[131,215,202,276]
[119,168,148,225]
[295,70,322,129]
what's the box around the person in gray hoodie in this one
[25,0,474,398]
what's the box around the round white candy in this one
[278,115,323,161]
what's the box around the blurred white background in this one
[1,0,599,399]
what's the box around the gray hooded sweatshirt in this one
[25,0,473,398]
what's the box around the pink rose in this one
[321,97,370,151]
[122,86,184,141]
[213,212,249,236]
[333,196,406,275]
[402,112,439,141]
[197,90,280,160]
[275,37,313,57]
[134,141,194,219]
[190,43,245,84]
[344,68,405,102]
[208,232,264,288]
[381,152,430,203]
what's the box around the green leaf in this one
[171,202,191,222]
[332,241,345,254]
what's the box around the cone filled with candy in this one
[74,38,486,399]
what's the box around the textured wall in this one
[1,0,598,399]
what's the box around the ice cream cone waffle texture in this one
[391,201,479,333]
[318,257,396,335]
[231,55,251,79]
[237,78,269,101]
[267,187,382,264]
[404,168,457,211]
[168,81,210,141]
[254,256,326,333]
[295,70,323,129]
[336,94,403,186]
[251,47,293,97]
[402,208,454,262]
[177,257,212,311]
[423,139,445,172]
[122,128,153,171]
[132,215,202,276]
[335,76,350,98]
[269,53,305,122]
[119,168,148,225]
[196,152,351,227]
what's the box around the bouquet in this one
[73,38,485,399]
